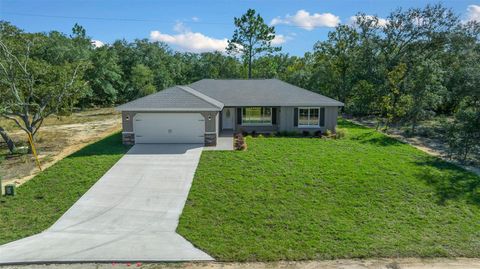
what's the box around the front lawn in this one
[0,133,129,245]
[178,119,480,261]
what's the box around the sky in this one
[1,0,479,56]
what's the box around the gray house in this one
[116,79,344,146]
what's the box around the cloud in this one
[173,21,190,32]
[271,10,340,30]
[466,4,480,22]
[91,40,105,48]
[271,34,287,45]
[150,22,228,53]
[191,16,200,22]
[349,15,388,27]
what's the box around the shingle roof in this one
[116,86,223,111]
[189,79,344,107]
[116,79,344,111]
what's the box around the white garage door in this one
[133,113,205,144]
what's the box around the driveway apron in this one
[0,144,213,263]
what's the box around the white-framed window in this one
[242,107,272,126]
[298,107,320,127]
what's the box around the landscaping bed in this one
[178,119,480,261]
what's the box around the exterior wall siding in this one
[218,106,339,134]
[279,106,339,133]
[121,111,218,145]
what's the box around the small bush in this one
[324,129,333,137]
[302,130,311,137]
[234,132,247,150]
[314,130,322,137]
[276,131,299,137]
[335,128,347,139]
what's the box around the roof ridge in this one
[275,79,345,105]
[177,85,224,109]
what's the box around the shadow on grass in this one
[351,131,405,147]
[69,132,131,158]
[338,118,371,130]
[416,156,480,205]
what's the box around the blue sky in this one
[1,0,479,56]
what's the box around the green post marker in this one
[5,184,15,196]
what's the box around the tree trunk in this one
[248,54,252,79]
[0,126,16,154]
[411,116,417,135]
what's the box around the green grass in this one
[0,133,130,245]
[178,119,480,261]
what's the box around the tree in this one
[0,26,89,150]
[446,102,480,163]
[226,9,281,78]
[130,64,156,98]
[0,126,15,154]
[313,25,360,104]
[84,46,123,106]
[404,58,444,133]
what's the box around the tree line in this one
[0,4,479,163]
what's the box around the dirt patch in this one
[0,108,121,188]
[2,258,480,269]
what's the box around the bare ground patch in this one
[0,108,121,187]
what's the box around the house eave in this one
[115,107,222,112]
[221,103,344,107]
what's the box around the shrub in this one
[275,131,299,137]
[324,129,333,137]
[302,130,310,137]
[314,130,322,137]
[234,132,247,150]
[335,128,347,139]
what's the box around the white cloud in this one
[349,15,388,27]
[191,16,200,22]
[271,34,287,45]
[91,40,104,48]
[150,22,228,53]
[271,10,340,30]
[173,21,190,32]
[466,4,480,22]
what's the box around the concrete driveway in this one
[0,144,213,264]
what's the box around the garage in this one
[133,113,205,144]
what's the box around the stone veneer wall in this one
[122,132,135,145]
[204,133,216,146]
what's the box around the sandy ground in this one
[0,109,121,188]
[1,258,480,269]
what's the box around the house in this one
[116,79,344,146]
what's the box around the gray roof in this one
[116,79,344,111]
[189,79,344,107]
[116,86,223,111]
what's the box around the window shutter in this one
[237,108,242,125]
[272,108,277,125]
[294,108,298,127]
[320,107,325,127]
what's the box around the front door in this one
[222,108,234,129]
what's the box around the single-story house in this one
[116,79,344,146]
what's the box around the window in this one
[298,108,320,127]
[242,107,272,125]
